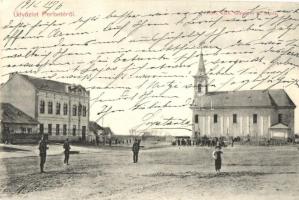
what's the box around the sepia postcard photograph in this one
[0,0,299,199]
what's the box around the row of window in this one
[20,128,32,134]
[39,124,86,136]
[197,83,208,93]
[195,114,283,124]
[40,100,87,117]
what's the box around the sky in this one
[0,0,298,136]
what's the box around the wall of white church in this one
[192,107,294,139]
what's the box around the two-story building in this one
[0,73,90,142]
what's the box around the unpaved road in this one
[0,145,299,200]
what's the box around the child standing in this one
[213,145,223,173]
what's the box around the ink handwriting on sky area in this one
[1,1,298,133]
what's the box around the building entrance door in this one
[82,126,86,141]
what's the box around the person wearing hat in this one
[132,138,140,163]
[63,138,71,165]
[38,136,49,173]
[212,145,223,173]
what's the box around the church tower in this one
[193,50,208,97]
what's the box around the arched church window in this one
[198,84,202,93]
[195,115,199,123]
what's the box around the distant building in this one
[103,127,114,140]
[0,73,90,142]
[88,121,119,144]
[190,52,296,140]
[0,103,39,143]
[88,121,104,143]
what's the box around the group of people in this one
[176,138,192,146]
[38,137,71,173]
[174,136,224,147]
[93,136,139,147]
[38,137,222,174]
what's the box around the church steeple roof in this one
[195,50,206,76]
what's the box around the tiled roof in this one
[103,127,114,136]
[89,121,104,133]
[19,74,68,93]
[0,103,39,124]
[268,90,295,107]
[192,89,295,109]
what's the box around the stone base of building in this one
[48,135,82,142]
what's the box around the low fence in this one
[2,133,41,144]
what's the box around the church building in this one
[190,52,296,140]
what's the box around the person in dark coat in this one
[63,138,71,165]
[132,139,140,163]
[213,145,223,173]
[38,136,48,173]
[96,135,99,146]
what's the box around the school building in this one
[0,73,90,142]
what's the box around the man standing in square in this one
[132,139,140,163]
[39,136,48,173]
[63,138,71,165]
